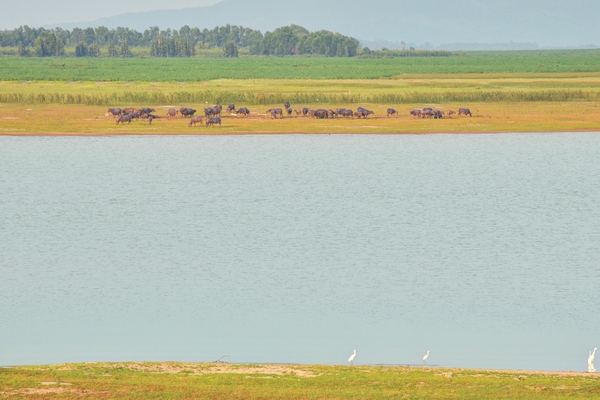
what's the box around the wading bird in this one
[348,350,357,366]
[589,348,597,372]
[423,350,430,365]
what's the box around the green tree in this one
[75,42,88,57]
[17,42,29,57]
[120,39,131,57]
[33,31,64,56]
[107,42,118,57]
[88,43,101,57]
[223,40,238,57]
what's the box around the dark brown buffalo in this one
[166,108,178,119]
[107,108,122,117]
[458,108,472,117]
[387,108,398,117]
[116,115,132,125]
[287,107,293,117]
[358,108,374,118]
[237,107,250,116]
[227,104,236,113]
[212,105,223,117]
[447,110,456,117]
[180,108,196,117]
[410,109,422,117]
[312,109,328,119]
[188,116,204,127]
[122,108,135,115]
[302,107,309,117]
[284,101,291,109]
[267,108,283,119]
[140,108,155,115]
[338,109,353,118]
[206,117,222,127]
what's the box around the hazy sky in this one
[0,0,222,29]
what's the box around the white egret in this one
[588,348,597,372]
[348,350,357,366]
[423,350,430,365]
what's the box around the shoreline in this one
[1,362,596,376]
[1,129,599,137]
[2,362,598,398]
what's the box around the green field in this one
[1,362,599,399]
[1,50,600,81]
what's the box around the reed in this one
[2,89,598,106]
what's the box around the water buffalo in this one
[204,107,217,117]
[140,108,155,115]
[166,108,178,119]
[227,104,236,113]
[410,109,422,117]
[458,108,472,117]
[287,107,293,117]
[180,107,196,117]
[212,105,223,117]
[236,107,250,116]
[147,114,160,124]
[387,108,399,117]
[188,116,204,127]
[284,101,291,109]
[338,109,354,118]
[107,108,122,117]
[357,108,374,118]
[312,109,328,119]
[206,117,222,127]
[302,107,309,117]
[116,115,132,125]
[267,108,283,119]
[122,107,135,115]
[294,109,303,117]
[447,110,456,117]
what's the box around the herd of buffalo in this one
[106,103,473,127]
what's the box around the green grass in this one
[1,362,599,399]
[2,76,600,106]
[2,50,600,81]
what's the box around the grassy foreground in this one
[1,362,599,399]
[1,102,599,136]
[1,76,600,135]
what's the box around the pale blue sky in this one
[0,0,222,29]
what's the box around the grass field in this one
[2,75,600,106]
[2,50,600,81]
[1,101,599,135]
[1,362,599,399]
[2,53,600,134]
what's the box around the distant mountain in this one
[54,0,600,48]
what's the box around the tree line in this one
[0,24,360,58]
[0,24,456,58]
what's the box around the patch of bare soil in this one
[452,368,599,378]
[0,387,105,398]
[101,362,318,377]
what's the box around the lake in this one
[1,133,599,371]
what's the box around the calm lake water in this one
[1,133,599,371]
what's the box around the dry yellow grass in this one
[1,101,599,136]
